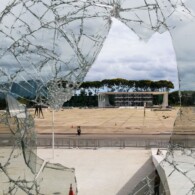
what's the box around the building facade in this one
[98,92,168,108]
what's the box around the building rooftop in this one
[99,91,168,95]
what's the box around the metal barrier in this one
[37,137,170,148]
[1,135,194,148]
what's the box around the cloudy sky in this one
[2,1,194,92]
[85,18,179,90]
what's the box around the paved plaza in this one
[38,148,154,195]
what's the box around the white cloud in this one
[85,18,179,90]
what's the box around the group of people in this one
[34,104,44,118]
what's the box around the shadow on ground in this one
[116,157,155,195]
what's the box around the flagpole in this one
[52,110,55,159]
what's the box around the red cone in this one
[69,184,74,195]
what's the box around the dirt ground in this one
[0,107,179,135]
[30,107,179,135]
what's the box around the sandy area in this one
[0,107,179,134]
[33,107,179,134]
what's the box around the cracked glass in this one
[0,0,195,194]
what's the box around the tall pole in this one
[52,110,55,159]
[144,102,146,117]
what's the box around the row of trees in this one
[64,91,195,107]
[0,79,175,108]
[169,91,195,106]
[63,79,174,107]
[78,78,174,96]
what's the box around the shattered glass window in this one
[0,0,195,194]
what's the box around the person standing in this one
[38,104,44,118]
[77,126,81,136]
[34,104,39,118]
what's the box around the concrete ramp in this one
[116,157,155,195]
[38,148,153,195]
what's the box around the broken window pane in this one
[0,94,77,194]
[0,0,195,194]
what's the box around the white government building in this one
[98,92,169,108]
